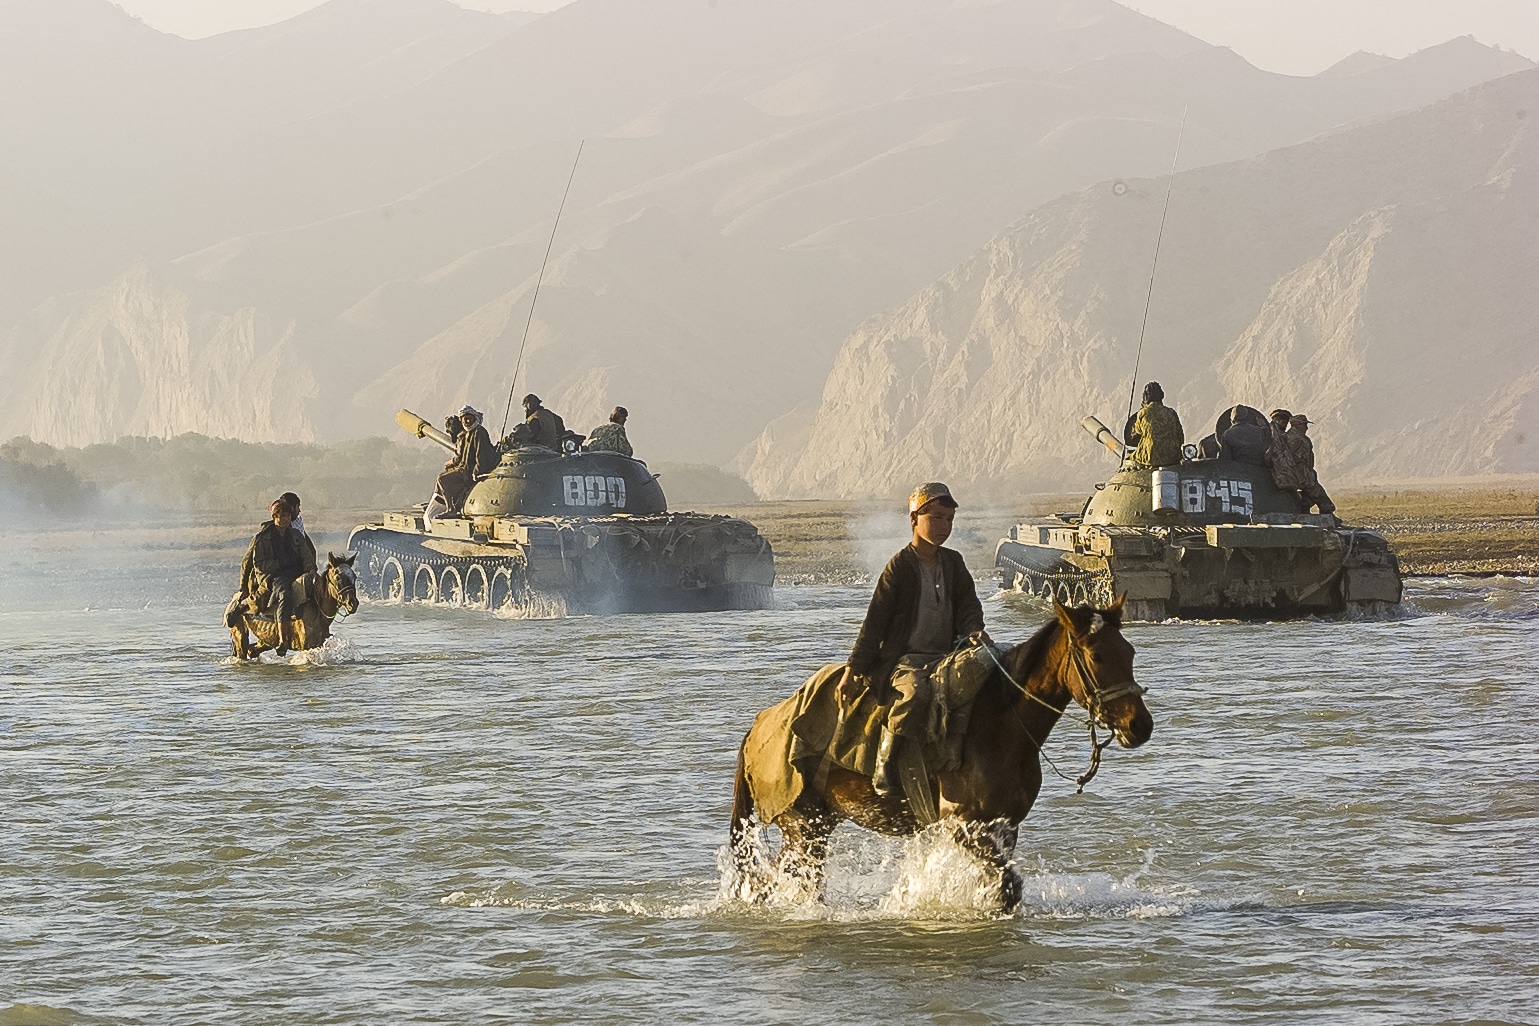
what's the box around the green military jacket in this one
[1130,400,1184,467]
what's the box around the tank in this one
[347,411,775,615]
[994,410,1403,621]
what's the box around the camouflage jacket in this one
[1268,421,1309,488]
[584,422,632,457]
[1285,429,1317,473]
[1130,401,1184,467]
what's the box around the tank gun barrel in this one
[1081,415,1125,457]
[396,409,458,454]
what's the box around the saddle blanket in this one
[741,644,1001,823]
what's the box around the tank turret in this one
[993,409,1403,620]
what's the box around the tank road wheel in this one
[489,568,513,612]
[1056,582,1073,605]
[439,566,464,607]
[412,564,437,603]
[379,558,406,603]
[464,565,489,610]
[1072,583,1089,607]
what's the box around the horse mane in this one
[975,617,1062,715]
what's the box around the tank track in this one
[351,531,531,611]
[997,551,1116,607]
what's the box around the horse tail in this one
[730,731,755,851]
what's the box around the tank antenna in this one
[1120,108,1187,466]
[500,139,585,438]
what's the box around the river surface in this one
[2,520,1537,1025]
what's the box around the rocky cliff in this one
[0,0,1531,465]
[744,69,1538,497]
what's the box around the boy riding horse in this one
[236,496,317,655]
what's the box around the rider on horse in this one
[837,482,992,795]
[239,496,317,655]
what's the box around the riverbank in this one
[706,485,1539,583]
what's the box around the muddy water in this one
[2,522,1536,1025]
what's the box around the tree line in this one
[1,433,757,517]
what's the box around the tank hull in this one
[349,510,775,616]
[995,458,1402,621]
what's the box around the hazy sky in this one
[112,0,1538,76]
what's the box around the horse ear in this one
[343,551,356,565]
[1053,597,1073,629]
[1054,598,1089,636]
[1103,592,1126,626]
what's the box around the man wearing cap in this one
[1124,381,1184,468]
[837,482,990,796]
[238,496,317,655]
[515,394,566,451]
[583,406,633,457]
[1285,414,1336,516]
[1266,409,1308,492]
[428,405,497,522]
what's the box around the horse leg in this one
[776,811,834,901]
[955,818,1023,912]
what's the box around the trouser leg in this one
[272,579,295,652]
[424,495,449,524]
[874,669,932,795]
[435,469,472,514]
[884,670,932,738]
[1301,477,1335,515]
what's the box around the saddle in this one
[769,645,1001,825]
[223,574,316,626]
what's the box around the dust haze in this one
[1,0,1533,503]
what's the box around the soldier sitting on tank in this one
[510,393,566,451]
[583,406,633,457]
[237,496,317,655]
[1266,408,1308,494]
[837,482,991,796]
[1219,405,1270,465]
[426,405,497,522]
[1285,414,1336,517]
[1123,381,1184,467]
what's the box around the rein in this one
[982,632,1146,794]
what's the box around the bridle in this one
[322,563,358,620]
[983,626,1147,793]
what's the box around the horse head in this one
[1053,595,1153,749]
[326,551,359,616]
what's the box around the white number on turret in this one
[1181,478,1206,513]
[1206,479,1253,517]
[563,475,628,509]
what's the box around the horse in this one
[229,552,359,660]
[728,597,1153,911]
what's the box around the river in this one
[2,519,1535,1025]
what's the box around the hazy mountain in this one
[743,69,1538,498]
[0,0,1531,466]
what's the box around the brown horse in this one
[229,553,359,660]
[729,598,1153,911]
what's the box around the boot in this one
[276,620,293,656]
[872,728,901,796]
